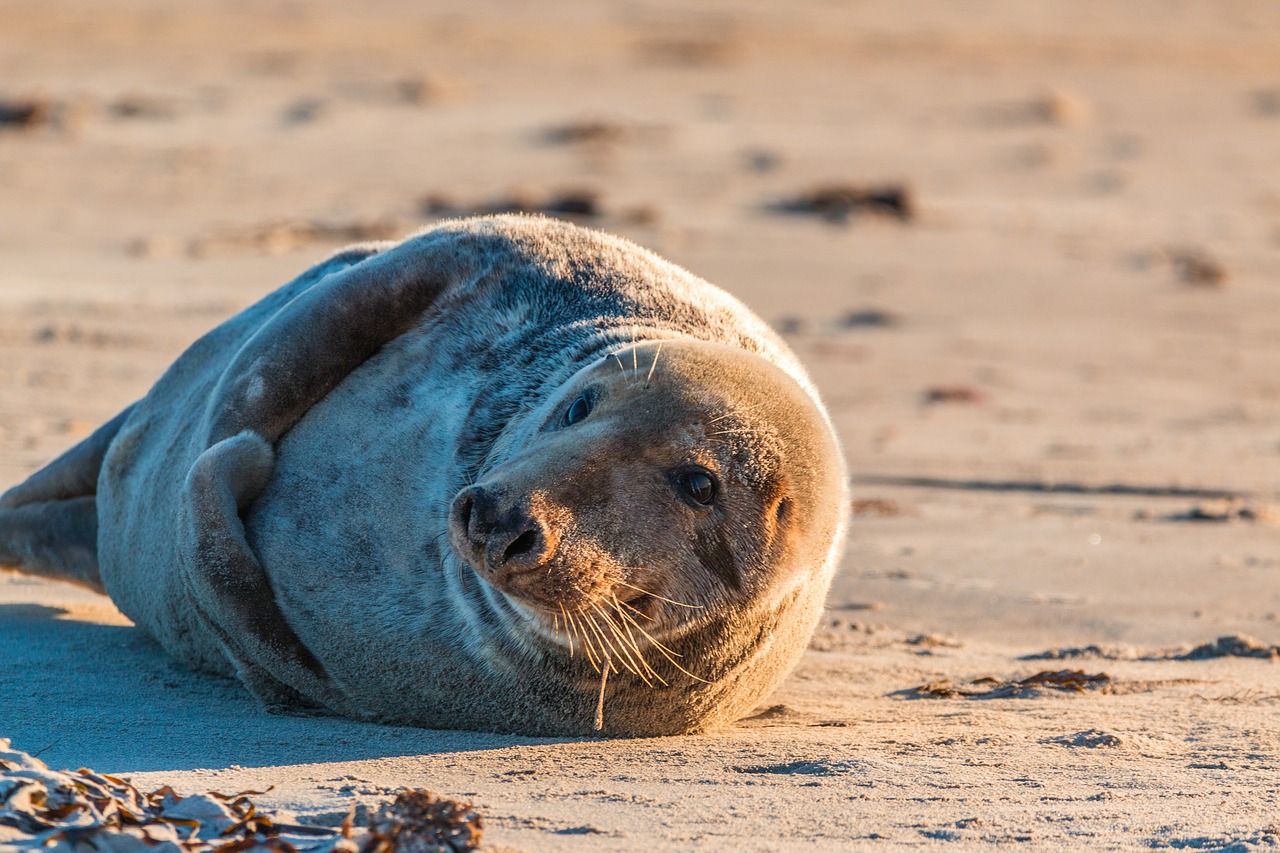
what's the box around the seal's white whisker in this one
[614,607,712,684]
[590,604,641,673]
[583,609,650,685]
[612,601,686,660]
[581,612,622,676]
[592,603,658,686]
[560,604,580,658]
[607,596,668,685]
[612,353,627,374]
[594,653,610,732]
[613,579,703,610]
[568,612,600,671]
[704,404,765,426]
[644,342,663,387]
[649,642,713,684]
[612,594,655,622]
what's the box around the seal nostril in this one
[458,495,475,531]
[503,529,539,563]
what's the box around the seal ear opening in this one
[774,495,793,526]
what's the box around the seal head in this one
[446,338,847,733]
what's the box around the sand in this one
[2,0,1279,848]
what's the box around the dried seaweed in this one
[0,97,60,131]
[768,183,915,224]
[896,670,1113,700]
[922,385,989,405]
[1026,634,1280,662]
[0,740,482,852]
[1162,500,1280,525]
[1170,249,1228,287]
[358,791,483,853]
[1178,635,1280,661]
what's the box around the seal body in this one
[2,216,848,736]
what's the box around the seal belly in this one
[244,313,487,718]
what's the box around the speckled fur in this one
[2,215,848,736]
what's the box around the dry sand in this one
[2,0,1279,848]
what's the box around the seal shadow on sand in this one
[0,601,581,775]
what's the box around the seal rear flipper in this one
[0,403,136,593]
[0,404,136,510]
[0,497,102,593]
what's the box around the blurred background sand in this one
[2,1,1279,848]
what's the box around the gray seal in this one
[0,215,848,736]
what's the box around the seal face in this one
[446,339,842,682]
[0,215,848,736]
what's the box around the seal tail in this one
[0,403,135,594]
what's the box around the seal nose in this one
[450,486,547,574]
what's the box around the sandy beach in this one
[3,1,1279,848]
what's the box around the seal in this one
[0,215,848,736]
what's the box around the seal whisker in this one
[583,608,649,684]
[612,602,713,685]
[612,600,688,661]
[705,402,766,425]
[570,611,602,672]
[621,615,714,685]
[644,342,664,388]
[613,579,703,610]
[612,595,655,622]
[557,604,575,657]
[607,596,668,686]
[580,612,616,675]
[594,653,610,732]
[569,612,591,662]
[568,612,586,666]
[591,603,658,686]
[592,608,650,683]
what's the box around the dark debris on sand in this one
[1169,248,1228,287]
[1021,645,1137,661]
[1160,499,1280,525]
[1177,635,1280,661]
[768,183,915,225]
[922,385,989,405]
[1024,633,1280,662]
[0,97,60,131]
[896,670,1113,700]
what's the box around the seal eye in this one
[679,470,717,506]
[564,393,592,426]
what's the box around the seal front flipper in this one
[181,231,485,713]
[0,404,135,593]
[181,430,347,714]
